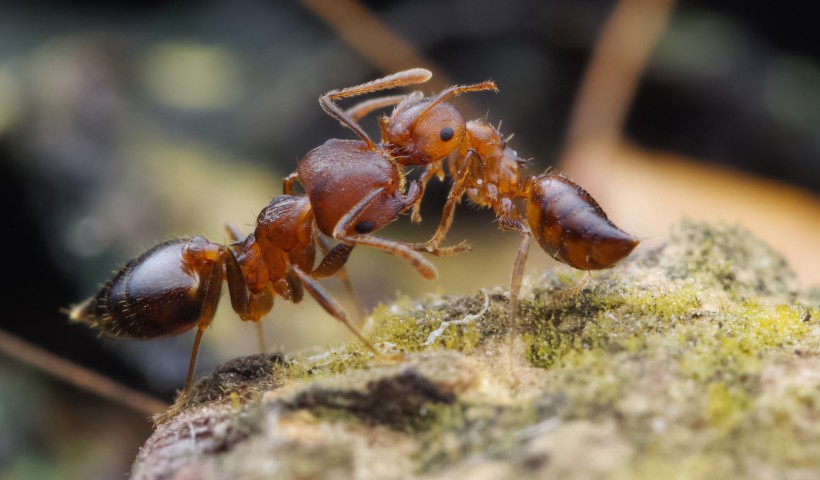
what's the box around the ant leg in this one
[312,238,363,322]
[225,223,245,243]
[289,266,392,360]
[508,232,532,385]
[343,233,438,280]
[222,247,250,318]
[320,69,433,149]
[410,163,445,224]
[220,230,267,352]
[181,253,227,395]
[345,93,409,122]
[411,150,478,255]
[331,187,437,279]
[283,172,300,195]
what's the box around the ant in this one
[404,117,639,370]
[287,68,638,367]
[68,68,636,398]
[68,68,496,396]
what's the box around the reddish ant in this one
[284,68,636,374]
[68,69,496,396]
[406,119,639,369]
[290,69,638,363]
[67,194,433,395]
[68,69,637,397]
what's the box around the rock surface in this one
[133,221,820,480]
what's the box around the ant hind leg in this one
[507,233,532,387]
[181,255,227,396]
[312,237,364,324]
[289,266,396,360]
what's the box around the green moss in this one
[515,245,816,473]
[619,454,730,480]
[705,382,751,431]
[522,282,701,369]
[150,222,820,479]
[417,402,540,473]
[367,292,500,353]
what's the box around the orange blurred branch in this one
[0,329,169,416]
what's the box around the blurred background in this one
[1,0,819,478]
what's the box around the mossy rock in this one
[133,220,820,480]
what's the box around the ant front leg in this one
[411,149,479,256]
[409,163,446,224]
[331,187,438,280]
[320,68,433,149]
[344,93,417,123]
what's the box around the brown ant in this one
[290,69,637,364]
[283,68,637,372]
[407,119,639,369]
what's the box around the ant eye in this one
[439,127,455,142]
[355,220,375,233]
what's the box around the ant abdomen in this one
[526,174,639,270]
[70,238,219,339]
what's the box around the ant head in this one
[384,97,466,166]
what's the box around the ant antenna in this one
[416,80,498,120]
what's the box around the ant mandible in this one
[68,69,497,396]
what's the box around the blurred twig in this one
[562,0,678,157]
[0,329,169,416]
[556,0,820,287]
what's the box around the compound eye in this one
[439,127,455,142]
